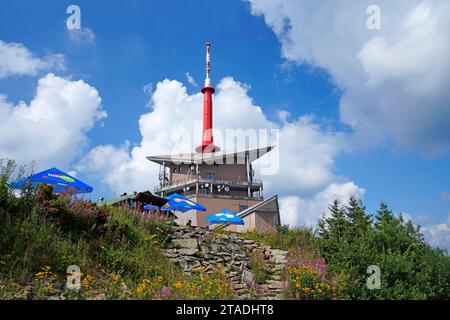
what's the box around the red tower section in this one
[196,42,220,153]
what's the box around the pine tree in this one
[374,202,394,229]
[345,196,372,238]
[328,199,349,243]
[316,199,450,299]
[316,200,349,261]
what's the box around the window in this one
[239,205,248,212]
[206,172,215,180]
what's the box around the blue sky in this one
[1,1,449,249]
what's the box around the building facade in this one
[147,147,280,231]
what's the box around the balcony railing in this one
[192,193,263,201]
[154,176,263,193]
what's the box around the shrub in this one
[35,184,109,235]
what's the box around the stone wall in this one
[163,226,288,299]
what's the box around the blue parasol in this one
[143,204,159,211]
[9,167,93,194]
[205,209,244,225]
[160,193,206,212]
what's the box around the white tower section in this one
[204,42,212,87]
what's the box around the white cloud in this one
[0,40,65,78]
[400,212,413,223]
[185,72,197,87]
[67,171,77,177]
[68,27,96,45]
[0,73,106,168]
[80,76,362,227]
[246,0,450,156]
[277,110,290,123]
[260,115,345,195]
[279,182,365,227]
[416,215,431,224]
[422,214,450,252]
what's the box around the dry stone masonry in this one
[163,226,288,300]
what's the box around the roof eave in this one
[146,145,275,165]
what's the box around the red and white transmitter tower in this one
[196,42,220,153]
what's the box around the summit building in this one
[147,43,280,232]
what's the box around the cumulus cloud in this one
[279,182,365,227]
[0,73,106,168]
[80,77,362,226]
[246,0,450,156]
[260,115,345,195]
[422,214,450,252]
[0,40,65,78]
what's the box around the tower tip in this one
[204,42,212,87]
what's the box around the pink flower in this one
[157,286,172,299]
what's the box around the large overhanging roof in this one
[146,145,275,166]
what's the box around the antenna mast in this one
[196,42,220,153]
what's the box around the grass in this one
[0,204,183,298]
[0,202,237,299]
[240,225,316,251]
[0,160,236,300]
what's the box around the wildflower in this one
[136,279,151,297]
[174,281,183,289]
[111,274,122,284]
[82,274,95,290]
[157,286,172,299]
[34,266,56,281]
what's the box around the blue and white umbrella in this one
[143,204,159,211]
[9,167,93,194]
[161,193,206,212]
[205,209,244,225]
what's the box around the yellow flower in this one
[82,275,95,289]
[174,281,183,289]
[34,266,56,281]
[111,274,122,284]
[136,279,151,297]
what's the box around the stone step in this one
[167,227,290,301]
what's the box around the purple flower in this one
[157,286,172,299]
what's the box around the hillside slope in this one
[1,160,449,300]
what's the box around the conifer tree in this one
[316,200,349,261]
[374,202,394,229]
[345,196,372,238]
